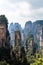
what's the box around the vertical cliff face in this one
[24,20,43,52]
[0,15,10,60]
[9,23,22,47]
[0,24,6,47]
[9,20,43,53]
[24,21,32,37]
[14,31,21,57]
[33,20,43,50]
[9,23,14,46]
[0,15,10,48]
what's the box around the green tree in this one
[0,60,10,65]
[26,50,43,65]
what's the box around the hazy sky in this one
[0,0,43,28]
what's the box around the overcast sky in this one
[0,0,43,28]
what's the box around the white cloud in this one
[0,0,31,28]
[0,0,43,28]
[29,8,43,21]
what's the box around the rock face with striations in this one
[9,20,43,53]
[33,20,43,50]
[24,21,33,39]
[0,15,10,48]
[0,15,10,60]
[9,23,22,47]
